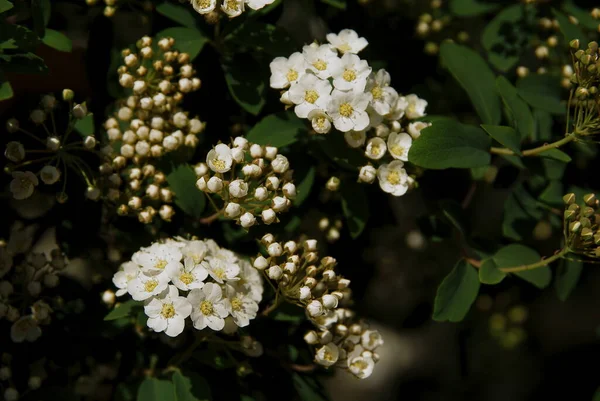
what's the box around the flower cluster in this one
[99,36,205,223]
[4,90,98,203]
[112,237,263,337]
[195,137,295,228]
[563,192,600,258]
[253,234,383,379]
[570,40,600,107]
[269,29,429,197]
[189,0,275,19]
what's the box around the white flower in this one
[112,261,140,296]
[313,310,338,329]
[307,109,332,134]
[288,74,332,118]
[238,259,263,302]
[328,90,370,132]
[403,94,428,119]
[10,171,38,200]
[269,53,307,89]
[315,343,339,367]
[204,258,240,283]
[271,154,289,173]
[322,294,338,309]
[282,182,296,198]
[144,285,192,337]
[365,137,387,160]
[181,240,208,264]
[366,69,399,116]
[387,132,412,161]
[188,283,230,331]
[5,141,25,162]
[225,285,259,327]
[132,243,182,276]
[231,147,245,163]
[240,212,256,228]
[358,165,377,184]
[331,53,371,92]
[228,179,249,198]
[221,0,243,17]
[272,196,288,212]
[302,44,341,79]
[171,257,209,291]
[10,316,42,343]
[344,130,366,148]
[299,286,311,300]
[127,273,170,301]
[245,0,274,10]
[348,355,375,379]
[326,29,368,54]
[377,161,409,197]
[207,144,233,173]
[407,121,431,139]
[190,0,216,14]
[387,96,409,120]
[361,330,384,350]
[40,165,60,185]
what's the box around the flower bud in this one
[261,208,277,224]
[322,294,339,309]
[253,256,269,270]
[250,144,263,158]
[326,176,340,191]
[73,103,87,119]
[304,330,319,344]
[268,265,283,280]
[225,202,241,218]
[207,176,223,193]
[358,165,377,183]
[266,176,280,190]
[229,179,249,198]
[264,146,278,160]
[282,182,296,199]
[284,241,297,254]
[307,300,324,317]
[240,212,256,228]
[299,286,311,300]
[271,155,289,173]
[267,242,283,257]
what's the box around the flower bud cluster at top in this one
[269,29,428,197]
[563,192,600,258]
[99,36,205,224]
[195,137,295,228]
[189,0,276,19]
[567,40,600,135]
[253,234,383,379]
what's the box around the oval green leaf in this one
[156,27,208,60]
[137,378,175,401]
[555,258,583,301]
[156,2,197,28]
[479,258,506,284]
[104,300,142,321]
[496,76,535,140]
[245,111,305,147]
[517,75,566,115]
[166,163,206,218]
[493,244,551,289]
[433,260,480,322]
[42,29,72,52]
[481,124,522,155]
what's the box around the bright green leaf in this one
[222,55,265,116]
[449,0,498,16]
[479,258,506,284]
[341,180,369,239]
[137,378,175,401]
[517,75,566,115]
[493,244,551,289]
[537,148,571,163]
[552,8,587,43]
[245,111,305,147]
[166,163,206,218]
[440,42,501,125]
[481,4,526,72]
[104,300,142,321]
[74,113,94,137]
[156,27,208,60]
[555,258,583,301]
[156,2,197,28]
[42,29,72,52]
[0,0,13,13]
[0,80,13,101]
[496,76,535,140]
[433,260,480,322]
[481,124,522,155]
[408,120,491,169]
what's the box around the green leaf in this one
[481,4,526,72]
[539,180,564,206]
[449,0,498,16]
[292,374,330,401]
[440,42,501,125]
[479,258,506,284]
[433,260,480,322]
[104,300,142,321]
[481,124,522,155]
[0,80,13,101]
[555,258,583,301]
[223,54,265,116]
[156,2,197,28]
[502,184,543,240]
[533,109,553,141]
[31,0,45,38]
[496,76,535,140]
[273,303,305,323]
[493,244,551,289]
[41,0,50,25]
[225,22,296,57]
[0,24,40,52]
[517,75,566,115]
[137,378,175,401]
[320,0,346,9]
[340,180,369,239]
[294,165,315,206]
[156,27,208,60]
[245,111,305,147]
[317,133,364,169]
[563,1,598,30]
[0,52,48,74]
[408,120,491,169]
[0,0,13,13]
[42,29,72,52]
[542,158,566,180]
[172,371,211,401]
[537,148,571,163]
[166,163,206,218]
[552,8,586,42]
[74,113,94,137]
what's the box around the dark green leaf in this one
[42,29,72,52]
[74,113,94,137]
[341,180,369,239]
[0,52,48,74]
[493,244,551,288]
[292,374,330,401]
[517,75,566,115]
[166,163,206,218]
[479,258,506,284]
[172,371,211,401]
[542,158,566,180]
[156,2,197,28]
[137,378,175,401]
[31,0,45,38]
[225,22,296,57]
[294,165,315,206]
[104,300,142,321]
[552,8,587,42]
[537,148,571,162]
[496,76,535,140]
[320,0,346,9]
[223,55,266,116]
[156,27,208,60]
[0,24,40,52]
[439,200,468,236]
[433,260,480,322]
[0,80,13,101]
[284,215,302,233]
[0,0,13,13]
[440,42,501,125]
[408,120,491,169]
[539,180,564,206]
[317,133,364,169]
[481,124,522,155]
[449,0,498,16]
[563,1,598,30]
[555,258,582,301]
[273,303,305,323]
[501,154,525,169]
[533,109,553,141]
[481,4,525,72]
[245,111,305,147]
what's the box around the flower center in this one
[387,171,401,185]
[180,272,194,285]
[316,117,326,128]
[338,43,351,53]
[161,303,175,319]
[342,69,356,82]
[323,349,335,361]
[197,0,211,8]
[213,267,225,280]
[144,279,158,292]
[154,259,167,269]
[304,90,319,104]
[390,145,405,157]
[371,86,383,100]
[211,158,226,171]
[351,359,369,370]
[20,178,32,188]
[231,297,243,311]
[224,0,239,10]
[200,300,213,315]
[286,69,298,82]
[339,103,353,117]
[313,60,327,71]
[370,144,382,156]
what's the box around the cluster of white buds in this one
[3,90,98,203]
[269,29,428,197]
[0,222,67,346]
[253,234,383,379]
[189,0,275,19]
[195,137,295,228]
[112,237,263,337]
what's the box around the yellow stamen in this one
[180,273,194,285]
[144,280,158,292]
[371,86,383,99]
[286,69,298,82]
[339,103,353,117]
[387,171,401,185]
[342,69,356,82]
[200,300,213,315]
[161,303,175,319]
[231,297,242,311]
[304,90,319,104]
[313,60,327,71]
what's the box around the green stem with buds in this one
[490,132,578,156]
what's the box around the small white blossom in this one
[288,74,333,118]
[144,285,192,337]
[190,0,216,13]
[221,0,243,17]
[365,137,387,160]
[331,53,371,92]
[344,130,366,148]
[10,171,39,200]
[228,179,249,198]
[10,316,42,343]
[240,212,256,228]
[271,154,289,173]
[261,208,277,224]
[306,299,324,317]
[188,283,230,331]
[326,29,368,54]
[307,109,332,134]
[207,176,223,193]
[40,165,60,185]
[387,132,412,161]
[204,258,240,284]
[127,273,170,301]
[132,243,182,276]
[403,94,428,119]
[272,196,288,212]
[328,90,370,132]
[408,121,431,139]
[225,202,242,218]
[358,165,377,184]
[269,52,307,89]
[207,144,233,173]
[361,330,384,350]
[112,261,139,296]
[315,343,340,367]
[225,285,258,327]
[267,265,282,280]
[303,44,341,79]
[171,257,208,291]
[377,160,409,196]
[245,0,274,10]
[348,355,375,379]
[366,69,399,116]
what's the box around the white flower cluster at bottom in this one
[112,238,263,337]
